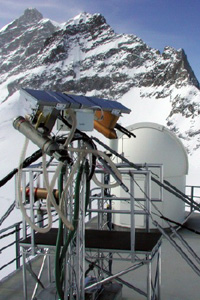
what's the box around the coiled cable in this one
[17,138,52,233]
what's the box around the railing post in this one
[15,223,21,269]
[191,186,194,212]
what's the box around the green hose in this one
[55,160,91,299]
[60,163,84,262]
[63,159,90,259]
[55,165,65,300]
[84,159,90,212]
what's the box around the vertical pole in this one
[22,171,27,240]
[145,171,151,232]
[88,198,92,220]
[191,186,194,212]
[21,171,28,299]
[97,173,104,280]
[22,249,28,300]
[47,253,51,283]
[29,170,35,256]
[64,165,74,300]
[15,223,20,269]
[157,246,162,300]
[130,172,135,263]
[76,163,85,299]
[160,165,164,201]
[98,173,104,230]
[105,172,113,273]
[147,254,152,300]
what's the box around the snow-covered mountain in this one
[1,7,200,280]
[1,8,200,199]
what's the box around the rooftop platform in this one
[20,228,162,253]
[0,212,200,300]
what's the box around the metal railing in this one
[0,221,23,274]
[185,185,200,212]
[0,212,58,280]
[0,184,199,281]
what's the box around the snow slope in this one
[1,8,200,279]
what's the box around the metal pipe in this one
[130,173,135,262]
[29,171,35,256]
[85,262,144,291]
[13,116,60,157]
[85,258,147,297]
[31,250,48,300]
[158,247,162,300]
[22,250,28,300]
[154,221,200,276]
[147,254,152,300]
[15,223,21,269]
[25,187,59,201]
[171,226,200,265]
[86,208,146,214]
[90,196,163,202]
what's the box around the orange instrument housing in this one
[94,111,119,139]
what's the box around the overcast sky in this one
[1,0,200,81]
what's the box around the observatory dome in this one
[110,122,188,229]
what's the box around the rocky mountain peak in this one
[5,8,43,31]
[162,46,199,88]
[0,9,59,79]
[62,12,109,37]
[67,12,106,26]
[19,8,43,24]
[0,9,200,158]
[1,9,198,101]
[41,12,113,65]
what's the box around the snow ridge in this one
[1,8,200,280]
[0,8,200,182]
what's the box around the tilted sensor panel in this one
[22,88,131,114]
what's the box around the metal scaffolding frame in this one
[17,162,162,300]
[85,165,162,300]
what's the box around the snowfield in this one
[1,9,200,280]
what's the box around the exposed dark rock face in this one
[1,9,198,98]
[0,8,59,78]
[1,9,200,153]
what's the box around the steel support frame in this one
[86,167,162,300]
[21,246,54,300]
[18,161,163,300]
[85,243,162,300]
[75,171,86,299]
[17,164,58,300]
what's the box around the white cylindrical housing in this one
[110,122,188,229]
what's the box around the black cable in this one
[0,168,18,188]
[72,135,97,181]
[93,136,200,241]
[160,215,200,235]
[92,136,200,212]
[0,254,22,272]
[0,149,42,188]
[115,123,136,138]
[57,114,97,180]
[0,227,20,240]
[0,201,15,226]
[21,149,42,168]
[132,172,200,235]
[85,260,97,277]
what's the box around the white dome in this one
[119,122,188,177]
[110,122,188,229]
